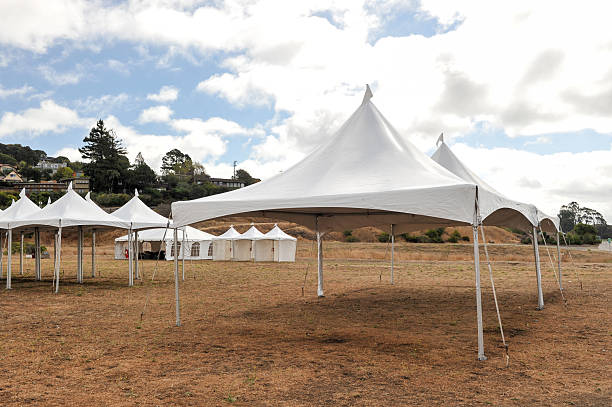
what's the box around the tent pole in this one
[91,229,96,278]
[472,224,486,360]
[128,227,133,287]
[316,217,324,297]
[35,228,41,281]
[532,226,544,310]
[0,232,3,279]
[55,226,62,294]
[53,232,56,278]
[181,228,185,281]
[173,228,181,326]
[134,230,139,280]
[6,229,12,289]
[19,232,23,276]
[390,224,395,285]
[77,226,83,284]
[556,232,562,290]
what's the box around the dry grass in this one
[0,241,610,406]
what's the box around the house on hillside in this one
[1,170,23,183]
[208,177,245,188]
[34,159,67,174]
[60,177,89,194]
[0,164,16,173]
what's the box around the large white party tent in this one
[171,85,535,360]
[431,136,562,308]
[253,224,297,262]
[0,189,42,289]
[111,189,170,285]
[114,226,214,261]
[232,225,265,261]
[13,183,129,292]
[211,226,242,261]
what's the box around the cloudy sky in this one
[1,0,612,218]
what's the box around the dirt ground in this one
[0,241,610,406]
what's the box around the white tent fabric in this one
[111,189,170,230]
[114,226,214,260]
[431,138,560,233]
[253,224,297,262]
[211,226,241,261]
[233,225,264,261]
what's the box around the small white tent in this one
[253,224,297,262]
[115,226,214,261]
[211,226,241,261]
[233,225,264,261]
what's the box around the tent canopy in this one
[260,224,297,241]
[173,86,478,233]
[431,137,559,233]
[212,226,242,240]
[0,189,41,229]
[112,189,170,230]
[115,226,214,242]
[12,183,129,230]
[236,225,265,240]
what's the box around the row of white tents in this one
[170,85,565,361]
[113,224,296,262]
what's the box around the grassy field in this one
[0,241,610,406]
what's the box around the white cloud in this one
[54,147,83,162]
[171,117,264,136]
[0,100,90,137]
[0,84,34,98]
[73,93,130,116]
[138,105,173,123]
[146,85,179,102]
[38,64,84,85]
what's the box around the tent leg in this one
[173,228,181,327]
[6,229,12,289]
[532,226,544,310]
[35,228,41,281]
[316,226,324,298]
[55,227,62,294]
[181,229,185,281]
[19,232,23,276]
[390,224,395,285]
[472,225,486,361]
[91,230,96,278]
[128,228,133,287]
[77,226,83,284]
[556,232,562,291]
[134,231,139,280]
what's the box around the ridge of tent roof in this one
[111,193,169,230]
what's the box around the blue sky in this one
[1,1,612,217]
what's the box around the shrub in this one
[345,235,360,243]
[343,230,353,237]
[424,227,445,243]
[377,232,390,242]
[461,235,470,242]
[447,230,462,243]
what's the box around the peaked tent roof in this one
[13,183,129,229]
[172,86,477,232]
[431,139,559,232]
[261,224,297,241]
[111,189,170,230]
[115,226,214,242]
[0,189,42,229]
[212,226,242,240]
[236,225,265,240]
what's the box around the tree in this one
[79,120,130,192]
[52,166,73,181]
[192,162,209,184]
[235,168,256,186]
[126,161,158,191]
[20,167,42,182]
[0,153,17,166]
[558,201,607,235]
[161,149,191,175]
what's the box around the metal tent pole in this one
[35,228,41,281]
[472,224,486,361]
[91,229,96,277]
[532,226,544,310]
[134,230,139,280]
[181,228,185,281]
[556,232,562,290]
[6,229,12,289]
[77,226,83,284]
[128,227,133,286]
[173,228,181,327]
[55,226,62,294]
[316,217,324,297]
[390,224,395,285]
[19,232,23,276]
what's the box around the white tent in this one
[114,226,214,261]
[0,189,42,288]
[111,189,170,285]
[170,85,548,359]
[233,225,265,261]
[253,224,297,262]
[211,226,242,261]
[13,183,129,292]
[431,137,562,307]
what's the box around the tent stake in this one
[173,228,181,326]
[6,229,12,289]
[532,226,544,310]
[472,224,486,361]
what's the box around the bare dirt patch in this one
[0,241,610,406]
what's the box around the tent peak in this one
[67,181,73,190]
[134,189,139,197]
[19,188,26,198]
[362,84,373,105]
[436,133,444,146]
[85,191,91,200]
